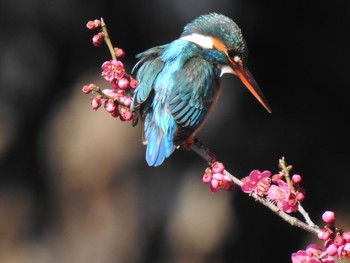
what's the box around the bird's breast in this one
[190,83,221,139]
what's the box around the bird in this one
[131,13,271,167]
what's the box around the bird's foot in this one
[182,136,195,151]
[184,137,217,164]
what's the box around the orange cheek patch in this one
[211,37,228,55]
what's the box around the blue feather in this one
[144,114,175,166]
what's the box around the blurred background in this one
[1,0,350,262]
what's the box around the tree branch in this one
[189,141,321,236]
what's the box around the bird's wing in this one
[131,46,166,126]
[131,46,166,108]
[168,57,218,146]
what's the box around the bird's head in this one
[180,13,271,113]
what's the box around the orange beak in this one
[229,57,272,113]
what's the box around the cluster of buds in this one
[292,211,350,263]
[202,161,234,192]
[86,19,104,46]
[82,19,138,121]
[241,159,305,213]
[318,211,350,261]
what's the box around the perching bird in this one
[131,13,271,167]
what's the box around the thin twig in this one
[100,18,117,61]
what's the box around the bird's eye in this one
[233,55,243,68]
[233,55,241,64]
[227,49,244,67]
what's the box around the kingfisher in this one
[131,13,271,167]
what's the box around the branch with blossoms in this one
[82,19,137,121]
[82,18,350,263]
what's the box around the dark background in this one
[1,0,350,262]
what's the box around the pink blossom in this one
[101,60,125,82]
[291,250,320,263]
[241,170,271,197]
[292,244,334,263]
[323,231,350,260]
[267,179,298,213]
[201,163,233,192]
[210,173,233,193]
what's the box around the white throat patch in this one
[179,33,213,49]
[219,65,235,76]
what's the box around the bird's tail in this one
[145,126,174,167]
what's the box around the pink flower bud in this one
[118,78,130,89]
[93,19,101,27]
[91,96,101,111]
[292,174,302,184]
[92,32,104,47]
[82,84,92,94]
[105,99,116,113]
[129,78,138,89]
[318,228,332,240]
[325,243,338,256]
[120,96,132,107]
[86,19,101,30]
[202,168,212,184]
[295,191,305,202]
[334,233,345,247]
[119,106,132,121]
[322,211,336,224]
[212,161,224,174]
[110,109,120,118]
[86,21,96,30]
[271,173,283,183]
[342,232,350,242]
[114,48,125,58]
